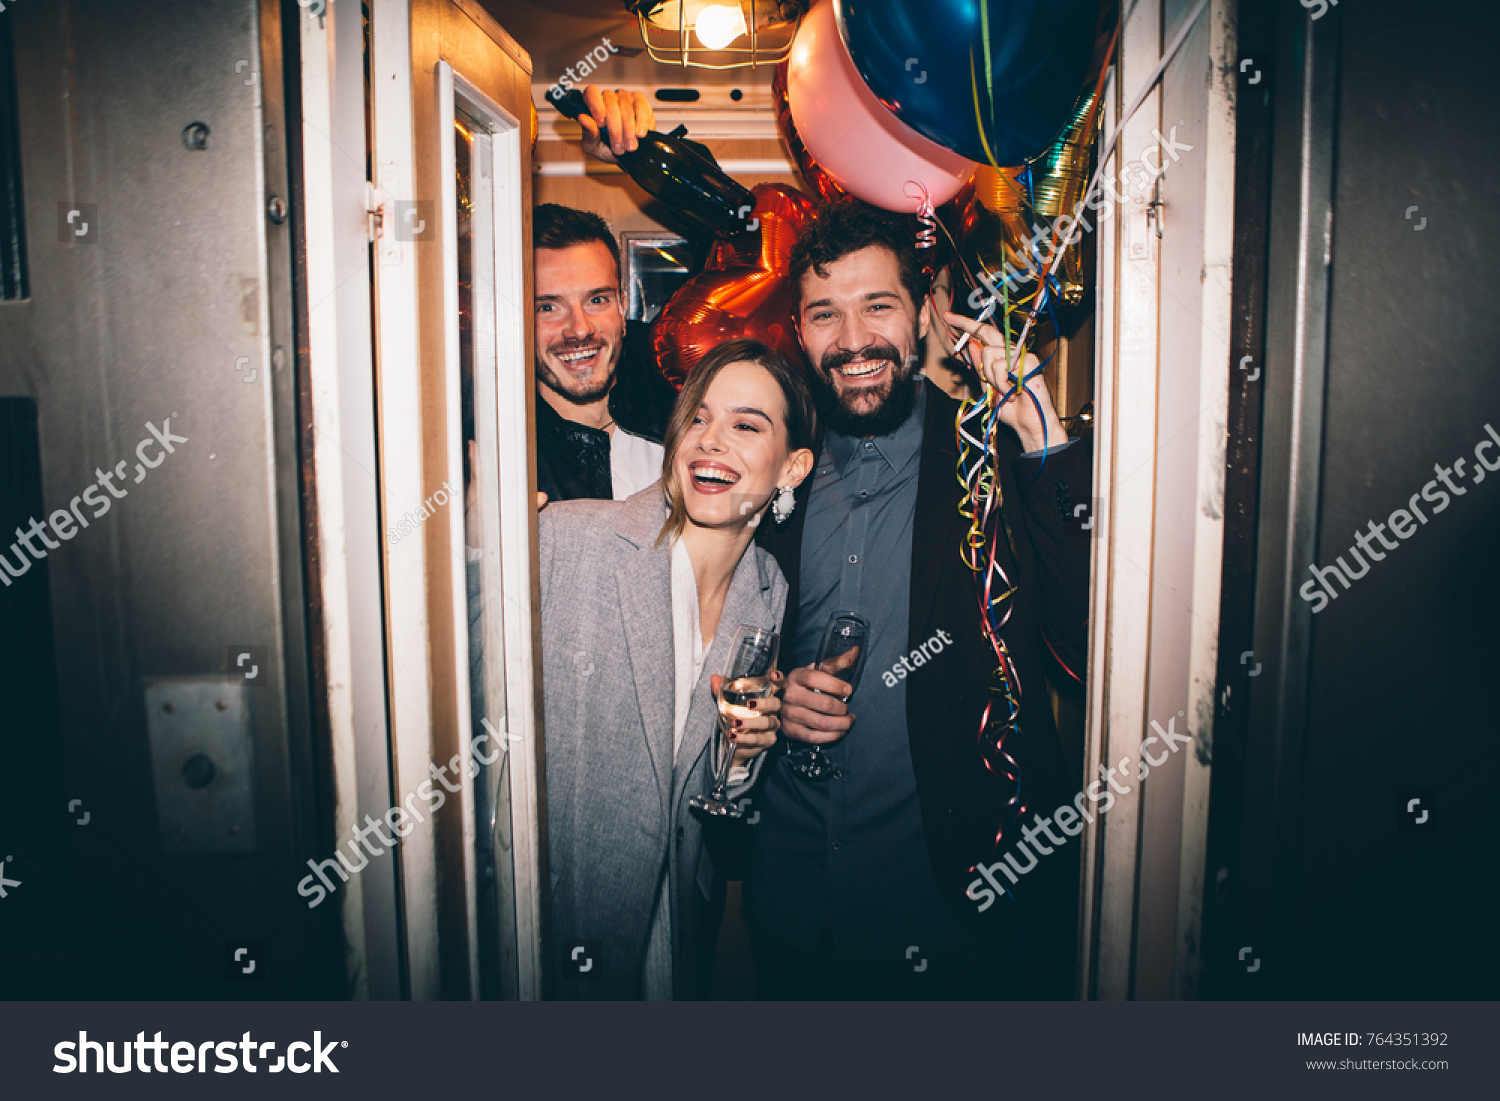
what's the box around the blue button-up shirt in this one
[747,385,979,962]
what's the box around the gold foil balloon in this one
[1027,86,1101,307]
[961,82,1102,320]
[960,165,1043,342]
[1018,0,1116,307]
[968,165,1034,273]
[959,0,1114,318]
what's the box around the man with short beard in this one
[532,89,678,503]
[745,199,1093,999]
[532,202,676,503]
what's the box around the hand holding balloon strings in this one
[944,312,1063,456]
[913,189,1060,454]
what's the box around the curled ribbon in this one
[905,179,939,251]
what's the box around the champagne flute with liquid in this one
[785,612,870,781]
[690,625,779,818]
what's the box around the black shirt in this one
[535,321,676,503]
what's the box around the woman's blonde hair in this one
[656,339,817,545]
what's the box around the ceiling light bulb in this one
[694,3,747,50]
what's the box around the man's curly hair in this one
[788,198,931,313]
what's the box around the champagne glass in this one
[690,625,779,818]
[785,613,870,782]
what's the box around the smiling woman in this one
[535,338,814,999]
[658,338,818,545]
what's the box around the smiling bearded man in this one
[743,198,1095,1000]
[794,221,926,440]
[804,324,923,439]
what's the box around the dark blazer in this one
[756,380,1092,961]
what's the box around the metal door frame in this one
[437,57,545,1002]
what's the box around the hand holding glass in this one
[785,613,869,782]
[690,625,779,818]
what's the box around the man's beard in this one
[536,337,619,406]
[807,337,922,438]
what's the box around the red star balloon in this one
[652,183,817,386]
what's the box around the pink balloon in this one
[787,0,977,213]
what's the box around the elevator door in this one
[1209,0,1500,999]
[0,0,338,997]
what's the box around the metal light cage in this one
[626,1,807,69]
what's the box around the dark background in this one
[1203,0,1500,999]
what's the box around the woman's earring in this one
[770,485,796,525]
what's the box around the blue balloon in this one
[836,0,1097,167]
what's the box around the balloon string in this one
[968,46,1003,171]
[973,0,1002,169]
[949,258,1062,854]
[1009,0,1207,361]
[904,179,939,249]
[955,371,1027,850]
[950,3,1201,857]
[1043,628,1083,686]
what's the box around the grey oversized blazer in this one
[538,486,786,999]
